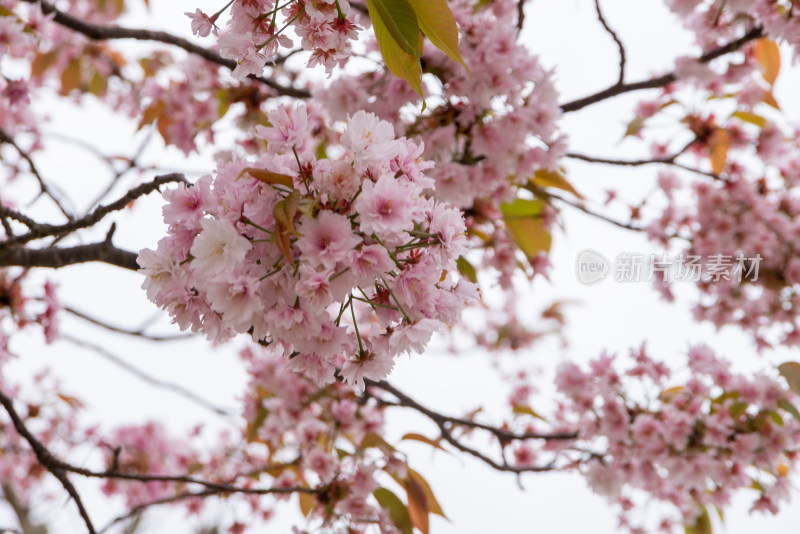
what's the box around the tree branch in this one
[2,173,187,248]
[0,389,97,534]
[365,379,574,473]
[62,334,233,418]
[0,127,72,220]
[63,306,193,342]
[560,26,764,113]
[594,0,626,85]
[0,387,322,532]
[0,238,140,271]
[22,0,311,99]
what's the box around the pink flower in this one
[255,104,313,153]
[340,351,395,392]
[296,210,361,269]
[354,175,421,243]
[341,111,401,163]
[349,245,395,286]
[185,9,216,37]
[189,218,252,278]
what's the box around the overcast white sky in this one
[5,0,800,533]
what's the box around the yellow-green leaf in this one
[778,362,800,396]
[367,0,419,56]
[240,167,295,188]
[501,198,551,259]
[685,505,712,534]
[456,256,477,283]
[60,58,83,94]
[367,0,423,98]
[754,38,780,86]
[407,0,469,73]
[361,431,397,453]
[731,110,767,128]
[374,488,413,534]
[401,432,448,452]
[778,398,800,423]
[531,169,582,198]
[512,405,546,421]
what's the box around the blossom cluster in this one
[553,345,800,532]
[190,0,362,78]
[139,105,475,389]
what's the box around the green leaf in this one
[777,398,800,423]
[684,505,712,534]
[456,256,478,283]
[367,0,420,56]
[407,0,469,73]
[500,198,544,218]
[374,488,414,534]
[367,0,424,98]
[500,198,552,259]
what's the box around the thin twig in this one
[62,335,234,418]
[0,389,97,534]
[364,379,572,473]
[63,306,194,342]
[0,127,72,220]
[1,173,187,248]
[594,0,626,85]
[560,26,763,113]
[23,0,310,98]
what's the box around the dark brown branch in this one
[23,0,310,99]
[0,239,140,271]
[560,26,764,113]
[516,0,527,34]
[544,191,648,233]
[594,0,626,85]
[365,379,573,473]
[2,173,186,248]
[0,127,72,220]
[0,389,97,534]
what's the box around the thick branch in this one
[560,26,764,113]
[23,0,310,99]
[0,240,140,271]
[0,389,97,534]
